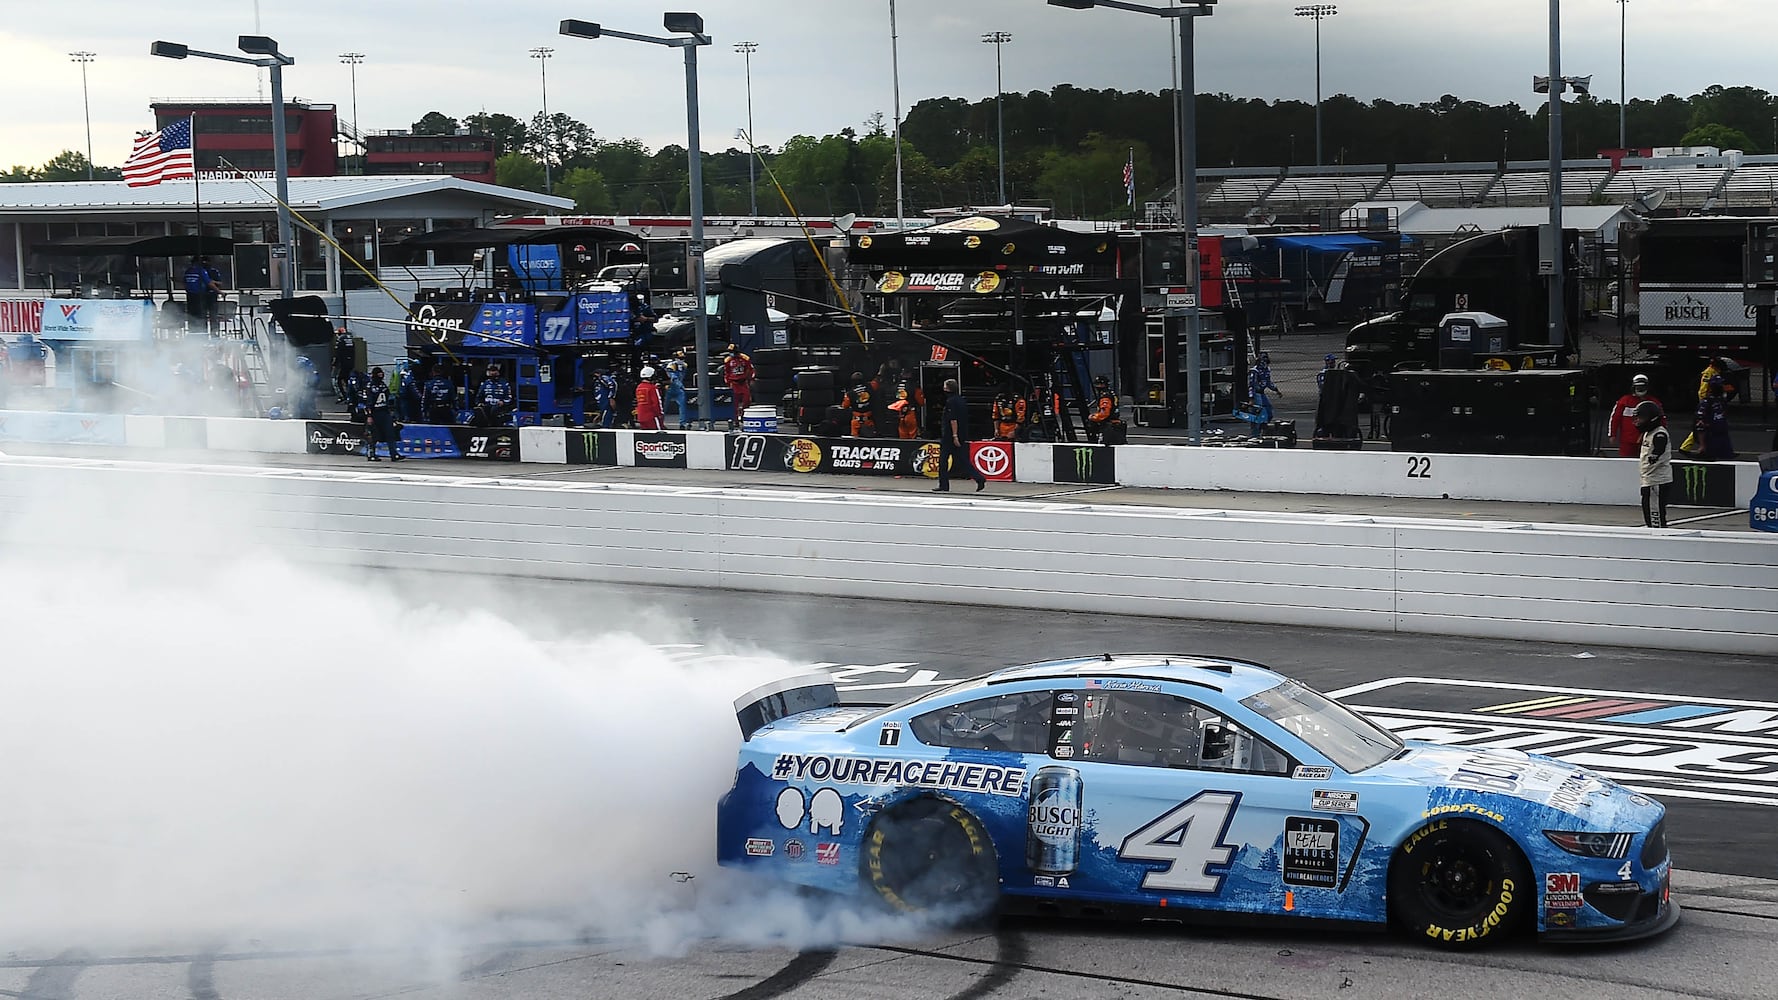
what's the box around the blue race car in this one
[716,654,1678,948]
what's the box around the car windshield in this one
[1240,678,1403,773]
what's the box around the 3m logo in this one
[1547,872,1581,895]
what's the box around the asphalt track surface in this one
[5,446,1777,998]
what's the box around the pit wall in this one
[0,411,1760,508]
[0,454,1771,655]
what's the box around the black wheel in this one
[1388,820,1531,949]
[864,798,998,921]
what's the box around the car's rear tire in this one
[1388,819,1531,949]
[863,798,998,921]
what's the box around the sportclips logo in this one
[636,440,687,461]
[1664,295,1710,323]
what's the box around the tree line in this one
[7,83,1777,220]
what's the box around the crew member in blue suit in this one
[664,350,690,429]
[474,362,515,427]
[422,363,458,424]
[592,369,619,428]
[1247,351,1283,425]
[363,367,403,462]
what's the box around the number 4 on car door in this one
[1118,790,1242,892]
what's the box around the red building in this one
[365,132,498,185]
[152,100,339,177]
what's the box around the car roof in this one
[962,653,1288,701]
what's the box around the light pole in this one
[339,52,364,175]
[153,35,296,300]
[1049,0,1214,445]
[1293,4,1336,168]
[735,41,759,216]
[890,0,905,228]
[530,47,554,194]
[70,52,96,179]
[1534,5,1589,353]
[982,31,1012,205]
[1616,0,1627,150]
[562,14,713,425]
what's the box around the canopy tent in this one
[397,224,636,251]
[1269,233,1383,251]
[849,215,1117,269]
[30,234,236,258]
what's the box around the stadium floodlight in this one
[560,10,715,425]
[1048,0,1215,444]
[152,35,296,298]
[1292,5,1337,166]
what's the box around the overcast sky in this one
[5,0,1775,169]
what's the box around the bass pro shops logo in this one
[915,443,942,478]
[785,438,823,473]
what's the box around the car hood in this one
[1371,742,1661,826]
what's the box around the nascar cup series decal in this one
[770,754,1028,796]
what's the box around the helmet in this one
[1708,374,1725,388]
[295,356,315,370]
[1631,373,1650,387]
[1324,353,1337,364]
[1632,400,1663,428]
[487,363,501,376]
[1093,375,1110,389]
[851,371,865,382]
[640,366,657,379]
[1257,352,1270,365]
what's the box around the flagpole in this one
[190,114,203,254]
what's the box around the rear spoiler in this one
[735,672,840,741]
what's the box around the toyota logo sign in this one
[971,442,1014,481]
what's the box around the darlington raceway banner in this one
[724,433,1017,482]
[304,422,520,461]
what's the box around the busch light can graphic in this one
[1026,766,1082,876]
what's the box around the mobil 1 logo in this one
[1282,817,1340,888]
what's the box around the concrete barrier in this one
[1,455,1771,654]
[0,409,1762,507]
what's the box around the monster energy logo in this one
[1678,463,1711,504]
[1071,447,1096,481]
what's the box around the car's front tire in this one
[1388,819,1530,949]
[863,797,998,921]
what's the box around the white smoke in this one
[0,458,939,959]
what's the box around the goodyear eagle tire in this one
[1388,819,1531,949]
[864,798,998,921]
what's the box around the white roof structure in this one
[1348,200,1633,241]
[0,175,573,217]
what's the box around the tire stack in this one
[750,348,797,408]
[1389,369,1591,456]
[791,367,841,430]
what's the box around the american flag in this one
[1123,150,1135,207]
[123,118,195,187]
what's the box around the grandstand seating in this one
[1375,173,1493,207]
[1708,164,1778,208]
[1598,165,1728,208]
[1264,175,1387,209]
[1479,169,1608,206]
